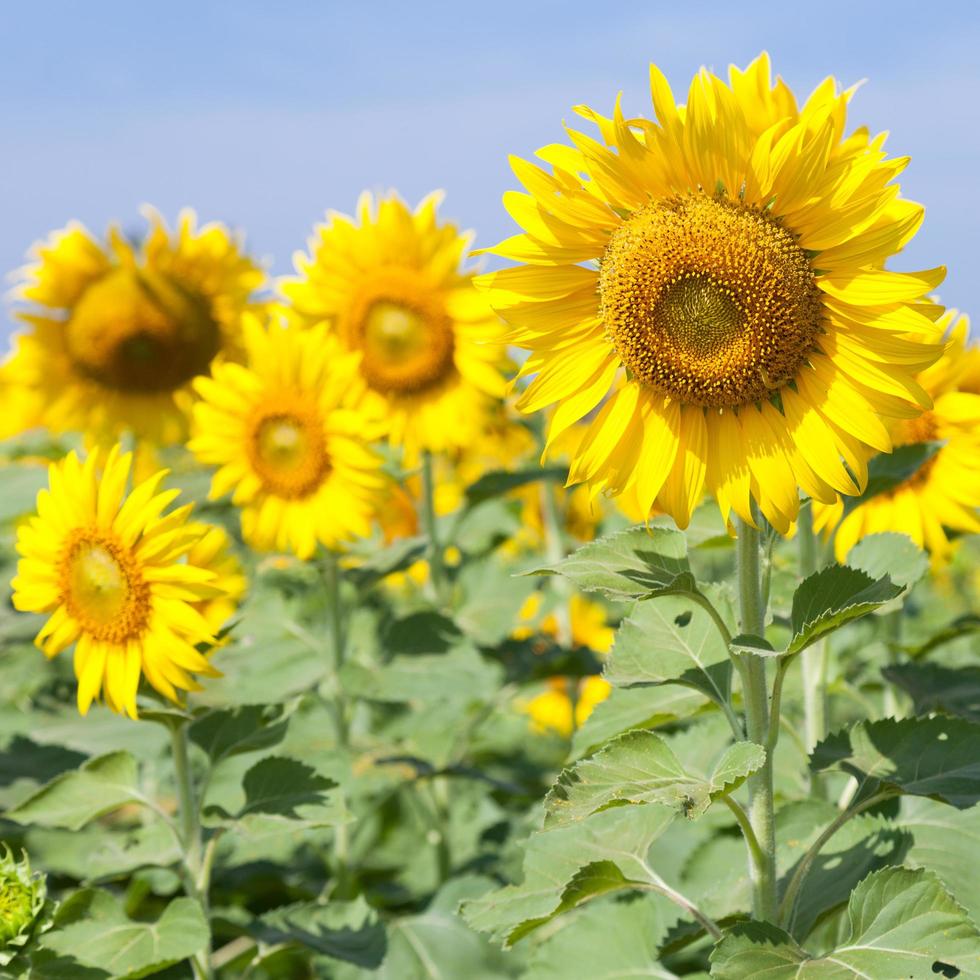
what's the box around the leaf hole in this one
[933,961,960,978]
[674,611,692,628]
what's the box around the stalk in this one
[798,502,829,797]
[169,720,213,980]
[420,451,448,606]
[735,516,777,922]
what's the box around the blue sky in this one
[2,0,978,344]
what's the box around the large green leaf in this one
[463,465,567,509]
[571,685,710,759]
[530,526,690,601]
[462,803,676,946]
[605,595,732,708]
[6,752,145,830]
[811,716,980,808]
[902,796,980,927]
[710,867,980,978]
[787,565,903,656]
[883,662,980,722]
[846,532,928,590]
[546,731,764,826]
[524,893,678,979]
[40,890,208,979]
[251,896,386,968]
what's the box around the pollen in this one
[66,267,221,393]
[245,396,331,499]
[599,195,824,408]
[58,529,150,643]
[343,267,455,395]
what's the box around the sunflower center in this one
[246,399,330,499]
[345,268,455,395]
[66,268,221,394]
[599,195,824,408]
[59,529,150,643]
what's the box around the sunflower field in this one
[1,52,980,979]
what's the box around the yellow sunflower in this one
[188,314,388,559]
[5,208,264,445]
[185,522,248,635]
[814,313,980,564]
[282,192,509,460]
[481,53,946,533]
[11,447,231,718]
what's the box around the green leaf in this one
[41,890,208,979]
[811,716,980,808]
[727,634,778,658]
[377,877,520,979]
[710,867,980,978]
[546,731,764,826]
[529,526,689,601]
[524,893,678,979]
[902,796,980,927]
[189,703,292,765]
[204,756,342,831]
[25,823,180,883]
[846,532,929,590]
[463,466,567,509]
[883,662,980,722]
[605,595,733,708]
[787,564,902,655]
[251,897,386,968]
[6,752,144,830]
[570,685,710,760]
[346,535,428,589]
[462,804,675,946]
[842,441,942,517]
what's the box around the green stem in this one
[735,516,777,923]
[778,790,896,931]
[540,482,572,647]
[798,502,829,796]
[420,450,448,606]
[169,721,213,980]
[323,551,351,897]
[883,612,904,719]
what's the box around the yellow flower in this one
[11,447,230,718]
[283,192,510,461]
[189,314,388,559]
[525,676,612,738]
[515,592,615,653]
[4,209,264,445]
[481,53,945,534]
[814,313,980,564]
[184,523,248,635]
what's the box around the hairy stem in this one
[170,721,213,980]
[798,502,829,797]
[735,516,777,922]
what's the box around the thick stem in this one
[882,612,904,719]
[169,721,213,980]
[798,503,829,796]
[735,516,777,923]
[420,451,448,606]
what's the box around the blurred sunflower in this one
[11,447,230,718]
[518,592,614,737]
[482,53,945,533]
[283,192,510,460]
[189,314,388,559]
[4,209,264,445]
[814,313,980,564]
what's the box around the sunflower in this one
[188,314,388,559]
[184,522,248,635]
[481,53,946,533]
[11,447,231,718]
[814,313,980,564]
[5,209,264,445]
[282,192,509,460]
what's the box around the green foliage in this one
[711,867,980,978]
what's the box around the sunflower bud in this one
[0,846,50,966]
